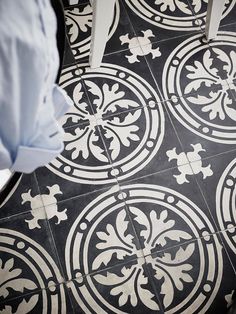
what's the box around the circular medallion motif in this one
[0,229,65,313]
[65,184,223,313]
[65,2,119,60]
[216,158,236,253]
[163,32,236,143]
[48,64,164,184]
[125,0,236,31]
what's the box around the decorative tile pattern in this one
[188,0,236,29]
[123,0,202,43]
[64,1,135,63]
[146,234,236,314]
[0,212,64,304]
[1,1,236,313]
[0,173,42,220]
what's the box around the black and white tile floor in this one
[1,0,236,313]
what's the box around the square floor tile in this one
[98,104,185,183]
[79,48,162,116]
[47,185,143,281]
[64,1,135,65]
[35,117,118,204]
[195,150,236,232]
[145,233,236,313]
[189,0,236,30]
[0,283,73,314]
[146,32,233,101]
[0,211,64,304]
[64,3,92,64]
[67,257,164,313]
[123,0,202,44]
[165,86,236,159]
[0,173,42,220]
[63,35,77,67]
[58,65,94,129]
[207,30,236,86]
[120,166,218,256]
[219,227,236,274]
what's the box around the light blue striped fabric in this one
[0,0,72,173]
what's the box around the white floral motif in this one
[125,0,234,32]
[0,258,39,314]
[166,144,213,184]
[185,48,236,121]
[65,5,92,44]
[21,185,67,229]
[0,258,37,300]
[0,230,66,313]
[155,0,193,14]
[0,296,38,314]
[120,30,161,63]
[63,81,141,162]
[93,208,193,309]
[155,0,230,14]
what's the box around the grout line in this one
[46,219,68,281]
[117,163,189,186]
[217,228,236,274]
[64,226,236,281]
[192,170,226,233]
[0,209,36,224]
[36,182,119,209]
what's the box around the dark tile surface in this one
[0,173,42,220]
[45,185,143,281]
[0,283,74,314]
[1,1,236,313]
[123,0,202,44]
[164,86,236,159]
[188,0,236,30]
[194,151,236,232]
[67,258,164,313]
[62,34,77,67]
[64,1,136,65]
[58,65,93,129]
[145,233,236,313]
[0,210,64,303]
[79,48,162,112]
[99,105,185,183]
[120,166,218,256]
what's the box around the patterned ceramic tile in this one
[0,283,74,314]
[219,227,236,274]
[188,0,236,30]
[164,85,236,159]
[64,1,135,64]
[58,66,93,129]
[194,150,236,232]
[123,0,202,43]
[146,31,233,100]
[62,35,77,67]
[46,185,143,281]
[0,173,42,220]
[98,104,185,183]
[119,167,218,257]
[145,233,236,313]
[2,1,236,313]
[79,48,162,113]
[66,258,164,313]
[0,211,64,304]
[35,111,118,204]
